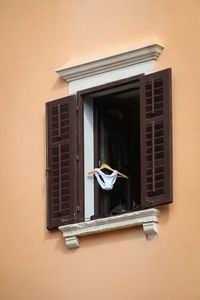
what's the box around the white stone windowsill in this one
[59,208,160,249]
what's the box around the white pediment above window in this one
[55,43,164,94]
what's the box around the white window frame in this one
[55,44,163,248]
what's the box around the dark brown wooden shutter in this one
[140,68,172,209]
[46,95,78,230]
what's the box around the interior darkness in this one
[93,88,141,218]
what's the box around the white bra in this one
[94,168,118,191]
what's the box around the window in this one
[46,68,172,230]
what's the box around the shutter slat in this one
[140,68,172,209]
[46,95,78,230]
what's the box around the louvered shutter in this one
[140,68,172,209]
[46,96,78,230]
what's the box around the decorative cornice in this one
[59,208,160,249]
[55,44,164,82]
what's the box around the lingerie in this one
[94,168,118,191]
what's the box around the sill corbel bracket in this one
[59,208,160,249]
[65,236,80,249]
[143,222,158,240]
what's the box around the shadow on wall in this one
[43,205,170,254]
[44,205,170,254]
[51,77,67,93]
[43,225,149,254]
[157,204,170,225]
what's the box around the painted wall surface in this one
[1,1,200,299]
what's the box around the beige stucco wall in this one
[1,1,200,299]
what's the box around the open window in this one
[46,68,172,230]
[91,82,141,218]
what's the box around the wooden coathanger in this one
[88,163,128,179]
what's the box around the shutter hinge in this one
[77,205,80,212]
[76,155,79,161]
[76,105,79,111]
[46,168,49,177]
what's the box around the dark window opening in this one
[93,87,141,218]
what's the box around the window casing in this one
[82,80,141,219]
[46,69,172,230]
